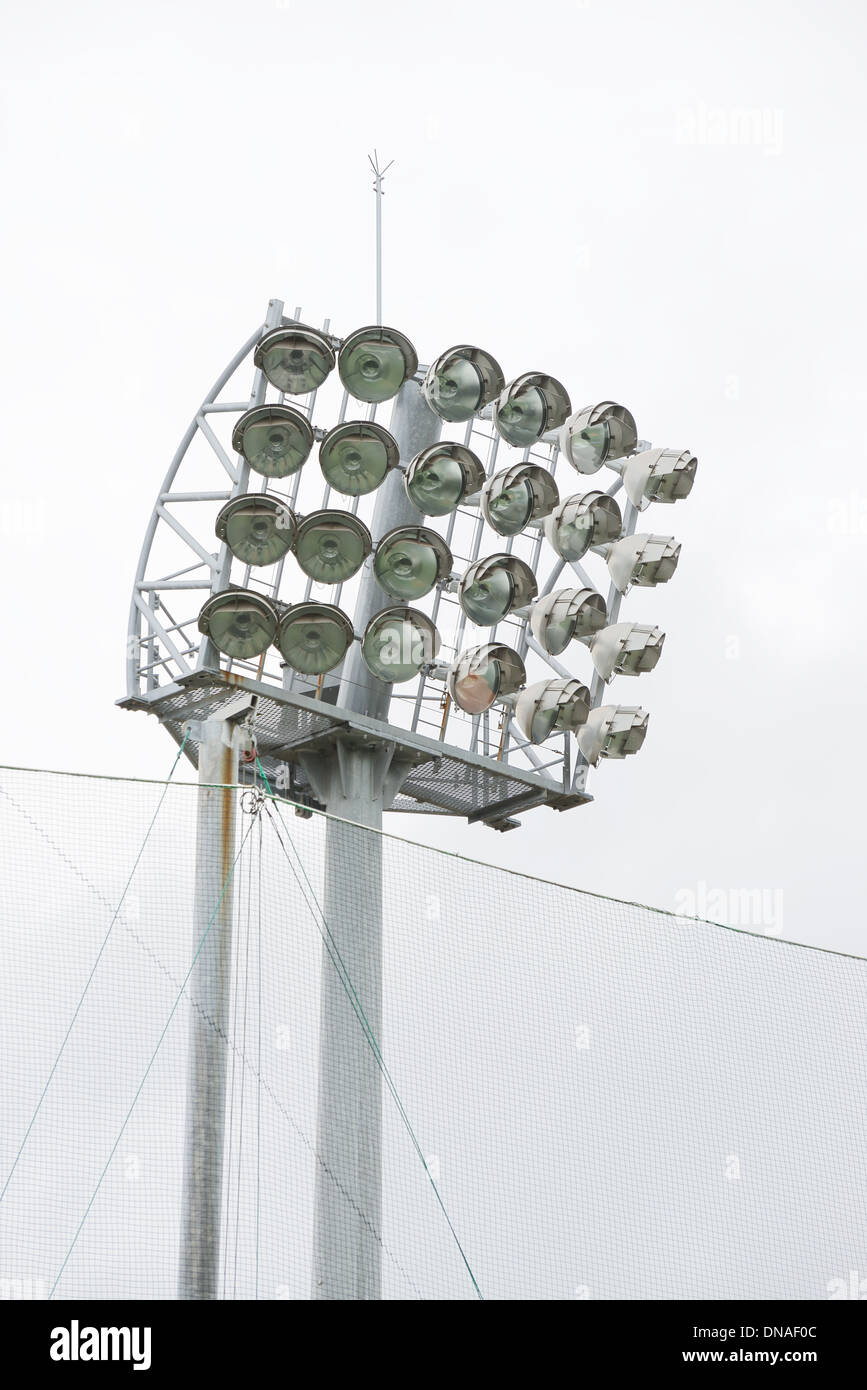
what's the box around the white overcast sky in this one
[1,0,865,952]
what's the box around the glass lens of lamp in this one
[340,337,409,403]
[651,473,676,503]
[321,432,390,495]
[653,459,696,503]
[406,454,466,515]
[374,538,439,601]
[591,497,622,544]
[606,414,637,459]
[496,386,547,445]
[530,705,559,743]
[542,604,576,656]
[295,517,367,584]
[568,421,610,472]
[609,725,643,756]
[488,480,533,535]
[223,504,293,567]
[454,659,500,714]
[647,553,679,584]
[559,695,590,735]
[205,598,276,660]
[555,509,594,560]
[278,611,350,675]
[259,336,332,394]
[624,723,647,755]
[461,567,514,625]
[428,357,483,421]
[240,415,311,478]
[622,644,659,675]
[362,614,429,682]
[627,542,680,588]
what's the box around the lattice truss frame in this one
[122,298,679,823]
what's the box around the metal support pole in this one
[178,717,241,1299]
[310,750,385,1301]
[310,379,440,1299]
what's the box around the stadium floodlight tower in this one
[119,161,698,1301]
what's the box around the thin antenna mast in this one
[368,150,394,325]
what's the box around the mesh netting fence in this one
[0,762,864,1301]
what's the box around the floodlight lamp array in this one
[190,315,698,776]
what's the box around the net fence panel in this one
[0,765,864,1300]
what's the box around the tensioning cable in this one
[48,814,257,1299]
[0,730,191,1206]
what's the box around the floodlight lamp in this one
[604,534,681,593]
[481,464,559,536]
[589,622,665,681]
[404,443,485,516]
[338,325,418,403]
[458,553,538,626]
[529,586,607,655]
[215,494,296,567]
[232,404,314,479]
[493,372,571,446]
[422,345,505,422]
[361,606,441,683]
[293,509,372,584]
[544,490,623,561]
[319,420,399,496]
[197,590,279,660]
[559,401,638,475]
[577,705,649,765]
[620,448,697,511]
[515,678,592,744]
[374,526,452,601]
[447,643,526,715]
[276,601,354,675]
[253,324,335,395]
